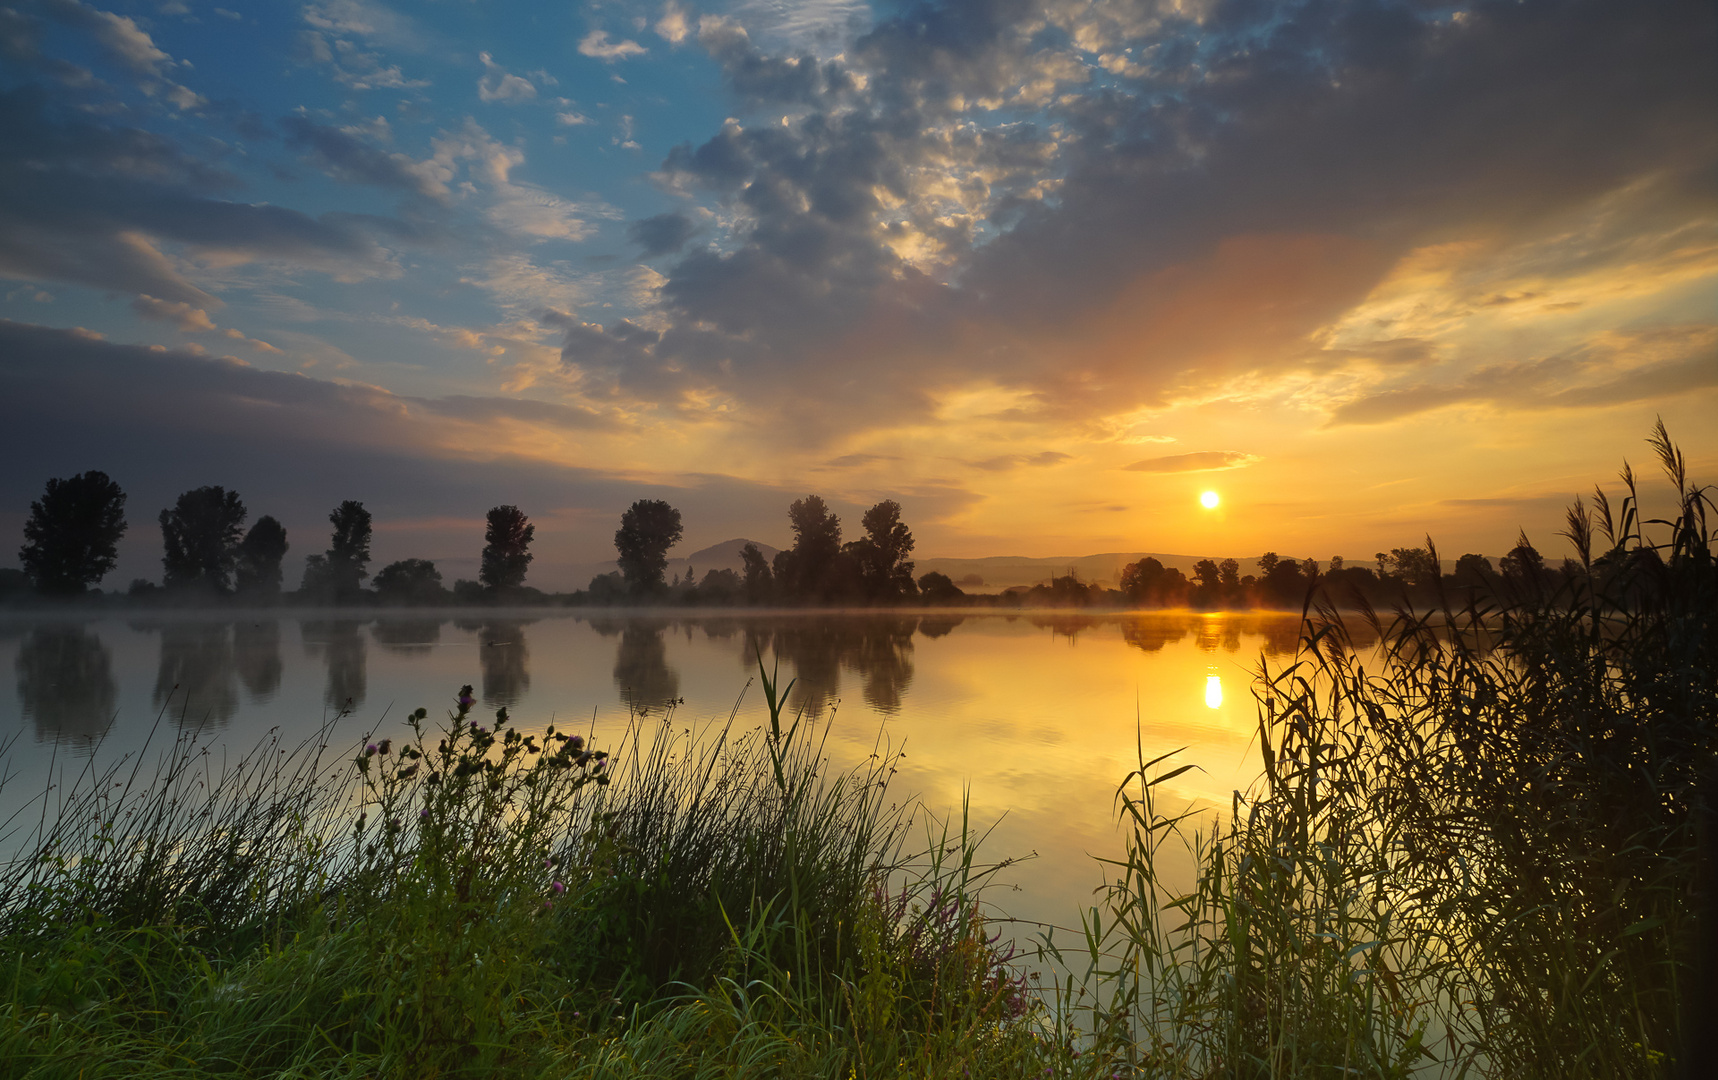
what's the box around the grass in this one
[1,423,1710,1078]
[0,661,1059,1078]
[1043,422,1713,1079]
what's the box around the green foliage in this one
[0,665,1047,1078]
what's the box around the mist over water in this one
[1,610,1307,930]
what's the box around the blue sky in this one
[2,0,1714,589]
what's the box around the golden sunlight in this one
[1200,490,1221,509]
[1205,674,1224,709]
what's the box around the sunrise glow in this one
[0,0,1708,587]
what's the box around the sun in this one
[1200,490,1220,509]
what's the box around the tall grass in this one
[1051,422,1713,1079]
[0,663,1051,1078]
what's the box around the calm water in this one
[1,609,1307,931]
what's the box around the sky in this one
[1,0,1713,590]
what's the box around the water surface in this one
[1,610,1308,931]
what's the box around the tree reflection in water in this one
[371,618,444,656]
[153,621,239,727]
[1120,617,1191,654]
[590,618,679,712]
[468,620,530,708]
[232,619,282,701]
[741,616,918,717]
[16,624,118,742]
[301,620,366,713]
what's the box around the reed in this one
[1053,422,1713,1079]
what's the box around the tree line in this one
[8,470,537,605]
[585,495,964,606]
[8,471,1590,610]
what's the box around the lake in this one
[1,609,1309,934]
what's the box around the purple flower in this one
[568,735,584,751]
[419,808,430,820]
[550,880,565,895]
[365,743,378,756]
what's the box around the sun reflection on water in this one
[1205,674,1223,709]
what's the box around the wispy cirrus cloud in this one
[1123,451,1261,473]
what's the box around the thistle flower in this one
[377,738,392,755]
[550,880,565,895]
[365,743,378,756]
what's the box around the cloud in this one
[1123,451,1261,473]
[477,52,536,103]
[819,453,901,468]
[0,87,417,304]
[1327,326,1718,426]
[578,30,647,61]
[970,451,1071,471]
[281,114,449,199]
[43,0,206,109]
[0,319,855,587]
[131,294,217,332]
[627,212,698,257]
[655,2,689,44]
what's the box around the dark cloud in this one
[1328,328,1718,426]
[280,114,445,200]
[619,0,1716,437]
[1123,451,1260,473]
[0,84,426,305]
[819,453,903,469]
[0,320,961,588]
[627,211,698,257]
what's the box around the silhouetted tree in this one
[160,486,246,594]
[1454,553,1495,586]
[323,501,373,600]
[917,570,965,604]
[615,499,683,595]
[19,471,128,595]
[740,542,773,603]
[1500,531,1547,590]
[695,567,741,603]
[1259,552,1281,578]
[849,499,917,601]
[1193,558,1221,590]
[1387,546,1438,587]
[374,558,446,604]
[479,505,535,591]
[780,495,843,600]
[235,516,288,597]
[1329,555,1344,572]
[1218,558,1240,588]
